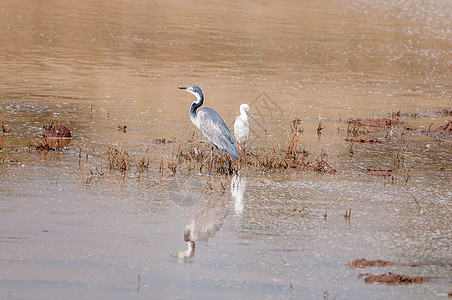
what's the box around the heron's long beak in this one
[178,87,187,90]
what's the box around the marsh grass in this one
[135,152,150,175]
[0,135,5,150]
[81,145,154,186]
[88,123,336,181]
[156,134,238,175]
[346,119,369,136]
[159,126,336,175]
[392,153,411,183]
[42,119,55,131]
[106,144,130,171]
[29,137,71,151]
[249,130,336,173]
[83,165,105,186]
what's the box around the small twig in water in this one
[79,132,85,159]
[317,120,326,135]
[410,194,422,211]
[344,207,352,220]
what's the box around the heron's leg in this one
[216,147,228,166]
[221,151,232,173]
[209,146,214,175]
[212,146,231,173]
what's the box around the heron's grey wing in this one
[198,108,238,159]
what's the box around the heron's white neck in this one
[189,92,204,129]
[189,91,202,104]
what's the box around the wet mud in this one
[347,258,422,268]
[436,120,452,134]
[362,273,430,285]
[349,259,431,286]
[345,117,452,147]
[42,126,72,138]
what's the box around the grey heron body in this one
[179,86,238,172]
[234,104,250,155]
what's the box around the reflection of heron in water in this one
[231,173,247,215]
[172,192,231,261]
[172,229,196,260]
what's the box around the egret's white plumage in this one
[234,104,250,153]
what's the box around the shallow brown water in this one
[0,0,451,299]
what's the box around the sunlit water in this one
[0,0,451,299]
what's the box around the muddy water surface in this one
[0,0,451,299]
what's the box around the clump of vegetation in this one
[106,145,130,171]
[103,144,153,177]
[29,137,71,151]
[161,139,234,175]
[158,124,336,175]
[135,152,150,176]
[250,129,336,173]
[42,119,55,131]
[346,119,369,136]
